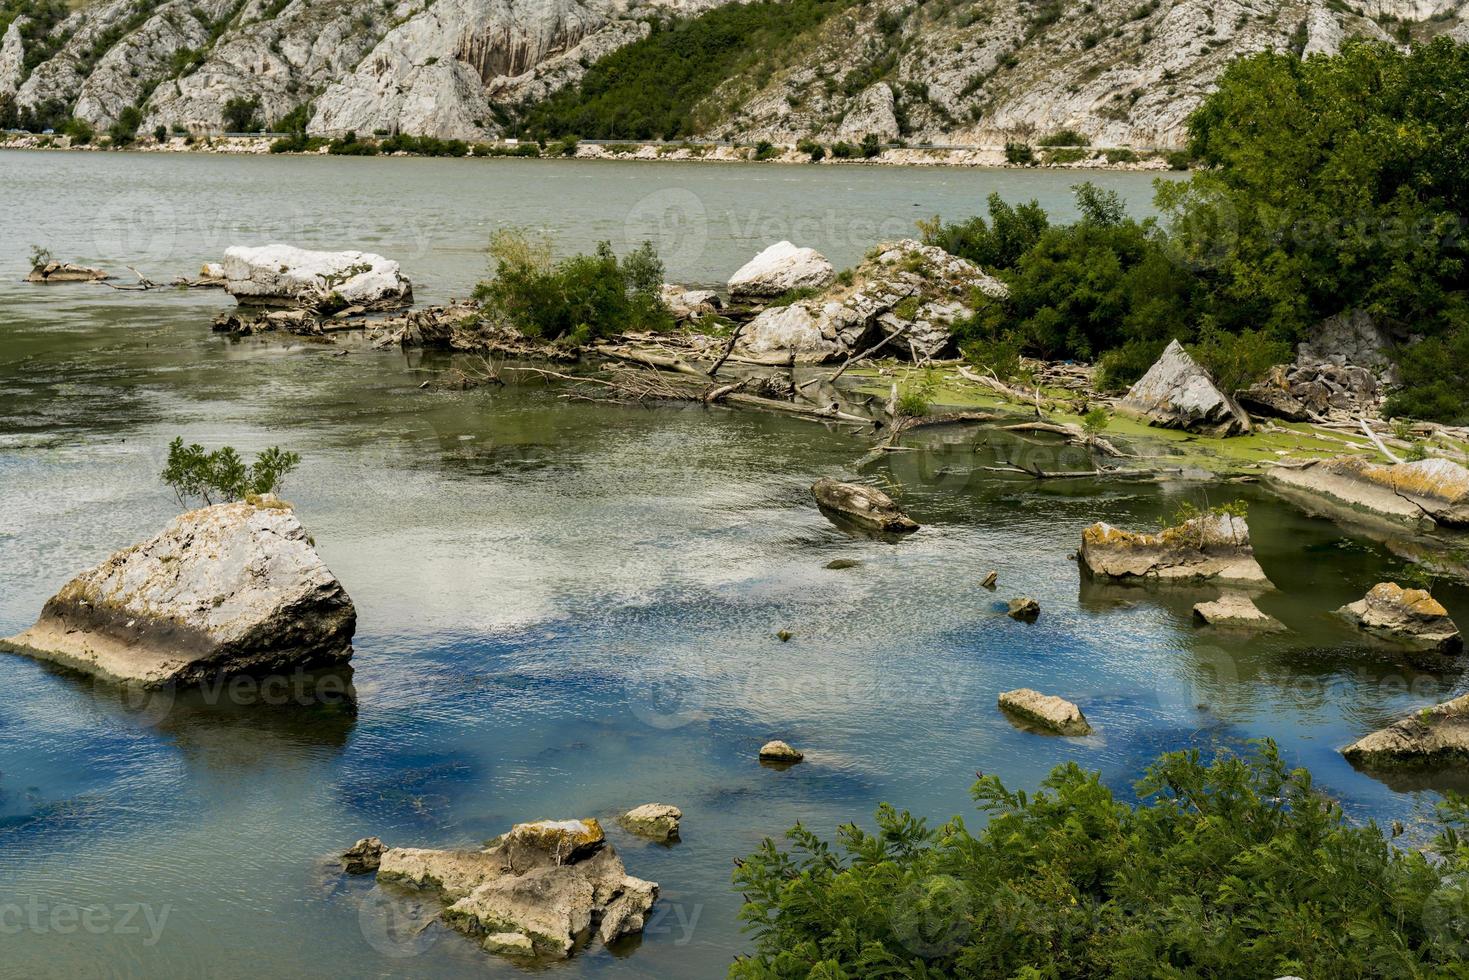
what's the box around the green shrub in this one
[62,116,93,145]
[327,131,378,155]
[922,192,1050,271]
[894,369,939,417]
[107,105,142,146]
[796,138,825,161]
[860,132,882,158]
[1043,146,1087,165]
[473,231,672,343]
[162,438,301,507]
[222,96,262,133]
[1081,406,1111,436]
[753,139,779,161]
[28,244,52,269]
[1038,128,1090,146]
[1003,141,1033,164]
[153,124,168,143]
[829,140,857,159]
[549,135,580,156]
[1189,325,1290,394]
[960,332,1022,381]
[733,742,1469,978]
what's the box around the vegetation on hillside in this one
[515,0,854,140]
[732,742,1469,978]
[926,39,1469,421]
[473,231,672,344]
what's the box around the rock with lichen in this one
[1337,582,1462,654]
[1079,513,1271,586]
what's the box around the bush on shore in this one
[732,742,1469,978]
[473,231,672,344]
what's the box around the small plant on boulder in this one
[162,438,301,507]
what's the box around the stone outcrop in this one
[728,241,836,301]
[25,262,111,283]
[1007,596,1040,622]
[1079,513,1271,586]
[620,804,681,842]
[660,285,720,322]
[998,688,1092,736]
[1299,309,1398,383]
[0,18,27,98]
[1267,457,1469,530]
[1342,693,1469,769]
[735,239,1006,363]
[222,245,412,310]
[758,740,803,763]
[811,478,919,533]
[1117,340,1251,437]
[1337,582,1462,654]
[342,837,386,874]
[1192,593,1284,631]
[1,500,356,688]
[373,817,656,960]
[7,0,1452,147]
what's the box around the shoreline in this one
[0,132,1183,172]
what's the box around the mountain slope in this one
[1,0,1466,146]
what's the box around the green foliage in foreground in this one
[473,231,672,343]
[732,743,1469,979]
[162,438,300,507]
[516,0,854,140]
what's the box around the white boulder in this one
[222,244,412,310]
[727,241,835,301]
[2,500,355,688]
[998,689,1092,736]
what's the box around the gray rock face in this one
[374,817,657,960]
[728,241,836,301]
[1079,514,1272,586]
[1118,339,1252,437]
[1337,582,1462,653]
[811,478,919,533]
[1299,309,1398,383]
[1343,693,1469,769]
[0,18,25,98]
[1267,457,1469,530]
[222,244,413,309]
[998,688,1092,736]
[1,500,356,688]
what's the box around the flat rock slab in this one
[25,262,112,282]
[998,688,1092,736]
[1079,514,1271,586]
[1268,457,1469,529]
[2,500,355,688]
[1343,693,1469,769]
[1193,593,1284,631]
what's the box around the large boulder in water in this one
[1267,457,1469,530]
[373,817,657,960]
[1343,693,1469,769]
[1079,513,1271,586]
[727,241,835,301]
[811,478,919,533]
[1117,339,1251,437]
[1,500,355,688]
[1337,582,1462,654]
[222,244,412,310]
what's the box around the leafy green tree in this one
[162,438,301,507]
[222,96,262,133]
[733,742,1469,978]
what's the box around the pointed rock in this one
[1117,339,1251,437]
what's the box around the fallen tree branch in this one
[1359,419,1404,464]
[707,322,746,378]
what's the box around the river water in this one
[0,150,1465,978]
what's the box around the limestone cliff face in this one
[4,0,1465,145]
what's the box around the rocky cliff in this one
[2,0,1465,145]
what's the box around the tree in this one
[222,96,262,133]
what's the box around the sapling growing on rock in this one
[162,438,301,507]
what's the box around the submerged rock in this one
[1343,693,1469,769]
[758,740,804,764]
[1337,583,1462,654]
[222,244,412,310]
[1007,596,1040,622]
[998,688,1092,736]
[1,500,356,688]
[1192,593,1284,631]
[811,478,919,533]
[1079,514,1271,586]
[620,804,681,842]
[727,241,835,301]
[1268,457,1469,530]
[373,817,656,960]
[1117,339,1251,437]
[342,837,385,874]
[25,261,112,283]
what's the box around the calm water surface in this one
[0,150,1465,978]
